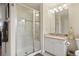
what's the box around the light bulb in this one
[63,4,68,9]
[53,8,59,12]
[36,13,39,16]
[58,6,63,11]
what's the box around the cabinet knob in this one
[65,41,70,46]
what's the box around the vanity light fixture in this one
[63,4,68,9]
[58,6,63,11]
[53,8,59,12]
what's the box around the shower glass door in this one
[15,5,33,56]
[15,4,41,56]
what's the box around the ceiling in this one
[22,3,41,10]
[22,3,60,11]
[19,3,61,11]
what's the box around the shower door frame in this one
[15,4,41,56]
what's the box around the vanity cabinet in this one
[45,35,68,56]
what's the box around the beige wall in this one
[69,4,79,37]
[67,4,79,51]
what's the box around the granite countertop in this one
[45,33,68,41]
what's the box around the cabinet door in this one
[45,37,55,55]
[45,37,67,56]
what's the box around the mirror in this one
[55,9,69,34]
[48,4,69,34]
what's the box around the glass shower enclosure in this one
[15,4,41,56]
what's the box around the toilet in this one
[75,38,79,56]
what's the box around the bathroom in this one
[0,3,79,56]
